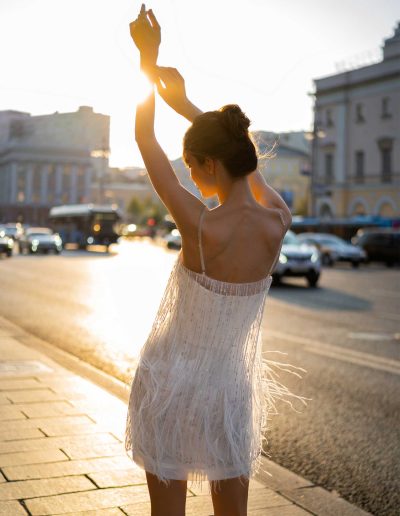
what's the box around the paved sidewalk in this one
[0,317,370,515]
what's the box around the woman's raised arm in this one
[129,6,203,231]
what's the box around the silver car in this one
[272,230,321,287]
[19,227,63,255]
[297,233,367,268]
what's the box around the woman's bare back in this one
[181,201,285,283]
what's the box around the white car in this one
[272,230,321,287]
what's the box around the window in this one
[9,120,25,139]
[381,97,391,119]
[355,151,364,184]
[17,165,26,203]
[32,165,41,203]
[62,165,71,203]
[381,148,392,183]
[326,109,334,127]
[355,103,365,123]
[325,153,334,184]
[47,165,56,203]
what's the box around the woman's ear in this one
[204,157,215,176]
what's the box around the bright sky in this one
[1,0,399,167]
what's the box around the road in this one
[0,238,399,515]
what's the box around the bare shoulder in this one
[260,205,292,238]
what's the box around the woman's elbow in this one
[135,133,155,147]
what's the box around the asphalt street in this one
[0,238,399,515]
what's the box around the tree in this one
[127,196,168,225]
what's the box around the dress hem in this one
[127,448,252,483]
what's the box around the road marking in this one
[304,346,400,376]
[347,332,399,341]
[269,330,400,376]
[377,312,400,322]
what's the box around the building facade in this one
[311,22,400,219]
[255,131,311,215]
[90,167,161,218]
[0,106,109,225]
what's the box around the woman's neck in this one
[215,167,255,206]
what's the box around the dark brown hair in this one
[183,104,258,178]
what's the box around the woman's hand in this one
[155,67,203,121]
[129,4,161,67]
[156,67,188,113]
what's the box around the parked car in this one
[164,229,182,250]
[297,232,367,268]
[0,222,24,241]
[272,230,321,287]
[19,227,63,255]
[0,228,14,257]
[351,228,400,266]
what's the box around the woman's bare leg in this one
[145,471,187,516]
[210,476,249,516]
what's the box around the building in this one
[311,22,400,219]
[254,131,311,215]
[0,106,109,225]
[90,167,161,218]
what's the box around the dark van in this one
[352,228,400,266]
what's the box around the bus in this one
[49,203,122,250]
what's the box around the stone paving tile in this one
[0,449,68,468]
[3,455,134,481]
[256,459,314,491]
[0,415,95,433]
[244,489,294,509]
[120,502,152,516]
[0,393,11,405]
[0,500,28,515]
[0,432,118,455]
[87,468,147,488]
[281,486,368,516]
[33,372,72,380]
[69,398,127,412]
[0,427,45,441]
[40,423,109,438]
[66,510,125,515]
[5,389,67,403]
[36,377,98,390]
[61,442,124,460]
[0,405,27,421]
[24,485,150,515]
[0,378,43,391]
[0,475,96,500]
[17,401,84,418]
[250,506,310,515]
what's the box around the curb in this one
[0,315,371,516]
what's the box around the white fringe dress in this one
[125,205,301,486]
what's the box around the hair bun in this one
[219,104,251,140]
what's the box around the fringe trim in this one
[124,253,308,489]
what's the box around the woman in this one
[126,5,302,516]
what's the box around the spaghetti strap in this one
[198,205,207,275]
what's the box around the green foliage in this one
[127,196,168,225]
